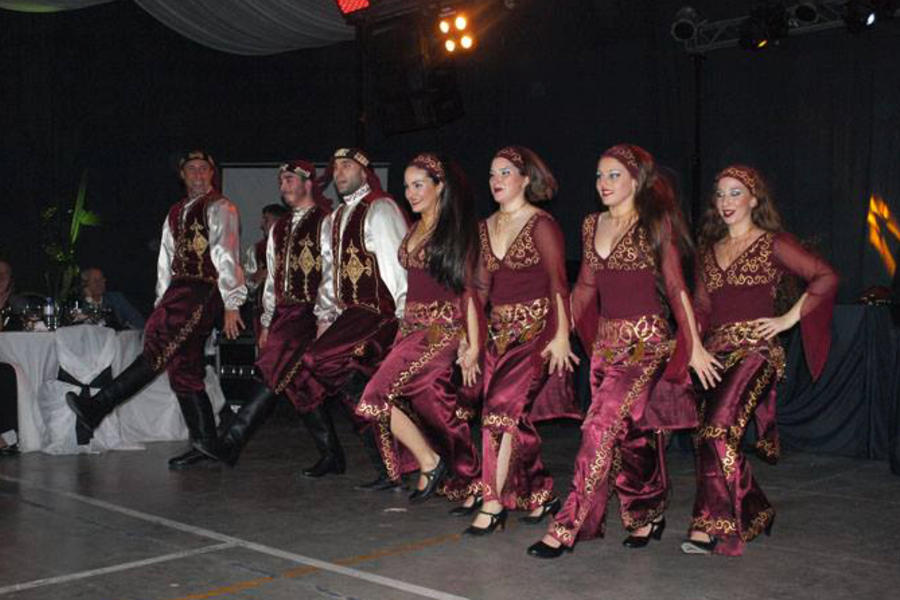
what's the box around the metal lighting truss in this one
[679,1,896,53]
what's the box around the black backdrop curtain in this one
[3,1,898,311]
[778,306,900,470]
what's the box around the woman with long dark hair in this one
[357,152,481,509]
[682,165,838,556]
[464,146,580,536]
[528,143,718,558]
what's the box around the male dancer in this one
[294,148,411,488]
[67,150,247,468]
[203,160,331,470]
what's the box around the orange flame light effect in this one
[867,194,900,277]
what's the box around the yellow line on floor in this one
[165,532,463,600]
[169,577,275,600]
[284,533,462,577]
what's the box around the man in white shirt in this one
[292,147,412,488]
[67,150,247,468]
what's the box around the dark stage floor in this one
[2,412,899,600]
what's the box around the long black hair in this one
[409,153,477,294]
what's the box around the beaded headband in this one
[600,144,640,179]
[494,146,526,172]
[333,147,371,168]
[408,153,445,181]
[279,160,315,180]
[179,150,216,171]
[716,165,762,198]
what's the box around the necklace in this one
[606,210,638,228]
[495,204,528,232]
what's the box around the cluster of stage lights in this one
[671,1,899,51]
[439,11,474,53]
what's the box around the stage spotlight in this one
[739,14,770,49]
[437,5,475,54]
[671,6,701,42]
[844,0,877,33]
[792,2,819,23]
[739,3,789,51]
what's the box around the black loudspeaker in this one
[368,16,464,135]
[214,330,258,406]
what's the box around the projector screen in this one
[221,162,389,255]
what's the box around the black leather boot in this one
[198,382,277,467]
[66,354,156,430]
[169,391,219,469]
[300,405,346,478]
[354,426,402,492]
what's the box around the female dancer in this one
[682,165,838,556]
[528,143,718,558]
[356,153,481,510]
[465,146,580,535]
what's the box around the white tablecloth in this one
[0,325,224,453]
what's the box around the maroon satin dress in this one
[690,231,838,556]
[549,213,696,547]
[356,224,481,498]
[476,211,579,512]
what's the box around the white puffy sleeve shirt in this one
[154,195,247,311]
[313,188,407,325]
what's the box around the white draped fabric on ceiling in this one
[0,0,354,54]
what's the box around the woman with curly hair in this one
[681,165,838,556]
[528,143,716,558]
[465,146,580,536]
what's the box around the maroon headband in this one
[716,165,762,197]
[332,147,371,169]
[494,146,526,172]
[408,153,445,181]
[179,149,216,171]
[279,159,315,180]
[600,144,641,179]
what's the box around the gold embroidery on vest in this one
[292,234,321,303]
[341,240,374,305]
[189,220,208,258]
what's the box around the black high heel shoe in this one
[408,458,447,503]
[622,517,666,548]
[449,495,483,517]
[463,509,508,536]
[519,497,562,524]
[680,534,718,555]
[526,540,572,559]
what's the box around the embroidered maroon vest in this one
[332,195,395,315]
[271,206,327,306]
[168,191,219,284]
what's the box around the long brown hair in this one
[697,164,783,250]
[407,153,477,294]
[600,144,693,262]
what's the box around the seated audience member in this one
[80,267,146,329]
[0,362,17,454]
[0,259,26,332]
